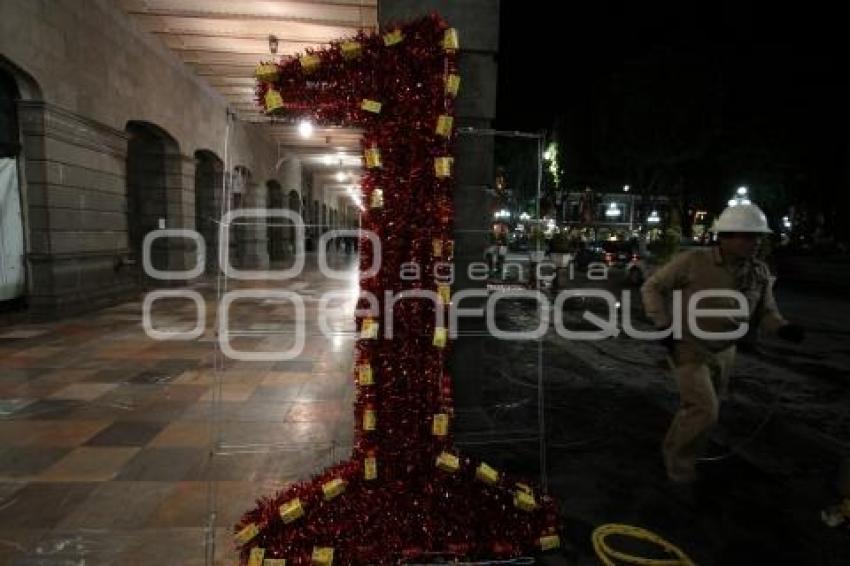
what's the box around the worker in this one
[641,203,805,484]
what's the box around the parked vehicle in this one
[601,240,635,267]
[574,243,606,270]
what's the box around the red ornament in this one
[237,15,561,564]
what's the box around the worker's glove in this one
[777,323,805,344]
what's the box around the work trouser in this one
[663,343,736,483]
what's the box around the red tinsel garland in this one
[237,15,560,564]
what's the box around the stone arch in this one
[266,179,285,261]
[125,121,182,275]
[194,149,223,274]
[0,64,29,305]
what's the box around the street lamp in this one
[623,185,635,229]
[298,119,313,138]
[728,186,752,207]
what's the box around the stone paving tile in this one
[0,420,111,447]
[49,382,119,401]
[148,421,212,447]
[0,261,359,563]
[0,447,73,479]
[84,421,167,447]
[0,482,99,528]
[57,481,177,529]
[37,447,141,482]
[115,448,208,482]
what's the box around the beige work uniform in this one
[641,247,787,482]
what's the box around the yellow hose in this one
[592,524,696,566]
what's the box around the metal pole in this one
[536,133,548,493]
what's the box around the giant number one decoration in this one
[235,15,560,564]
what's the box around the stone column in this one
[239,181,270,270]
[164,153,198,273]
[18,101,137,315]
[379,1,501,428]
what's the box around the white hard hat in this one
[712,203,773,234]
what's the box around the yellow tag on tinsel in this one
[279,498,305,524]
[342,41,362,59]
[539,535,561,551]
[265,90,284,113]
[248,548,266,566]
[433,327,447,348]
[365,147,382,169]
[300,54,320,72]
[443,28,460,51]
[369,188,384,209]
[432,238,443,258]
[436,115,454,137]
[361,99,382,114]
[383,30,403,46]
[264,560,286,566]
[255,63,279,83]
[322,478,347,501]
[514,489,537,512]
[435,157,454,178]
[516,482,533,494]
[312,547,334,566]
[432,413,449,436]
[445,73,460,96]
[235,523,259,545]
[436,452,459,473]
[445,74,461,97]
[358,364,374,386]
[363,408,376,431]
[364,456,378,480]
[438,284,451,305]
[476,462,500,485]
[360,317,378,339]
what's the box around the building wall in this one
[0,0,276,173]
[0,0,298,314]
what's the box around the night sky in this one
[495,1,849,234]
[497,1,847,131]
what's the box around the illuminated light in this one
[298,120,313,138]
